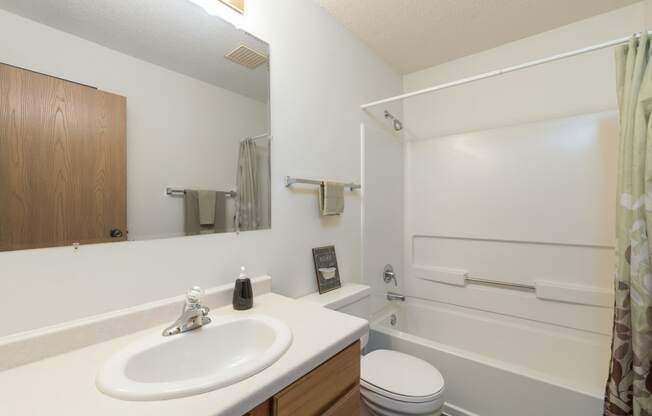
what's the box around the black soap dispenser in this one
[233,266,253,310]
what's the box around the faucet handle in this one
[383,264,397,287]
[186,286,204,304]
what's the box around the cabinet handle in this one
[110,229,123,238]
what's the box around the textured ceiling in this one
[0,0,269,101]
[315,0,640,74]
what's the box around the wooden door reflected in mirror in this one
[0,63,127,251]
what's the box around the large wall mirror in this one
[0,0,270,252]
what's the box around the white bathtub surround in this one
[0,277,274,371]
[367,299,607,415]
[403,111,619,340]
[0,290,367,416]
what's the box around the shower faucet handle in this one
[383,264,397,286]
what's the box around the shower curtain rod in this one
[360,31,652,110]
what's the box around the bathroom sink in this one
[96,314,292,401]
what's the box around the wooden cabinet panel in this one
[272,341,360,416]
[245,400,271,416]
[0,63,126,251]
[322,385,360,416]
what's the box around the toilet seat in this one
[360,378,443,404]
[361,350,444,401]
[361,386,444,415]
[360,349,444,415]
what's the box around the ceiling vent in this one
[225,45,268,69]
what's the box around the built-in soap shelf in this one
[412,265,613,308]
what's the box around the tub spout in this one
[387,291,405,302]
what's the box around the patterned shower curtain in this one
[235,138,259,232]
[604,33,652,416]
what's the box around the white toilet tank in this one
[300,283,372,347]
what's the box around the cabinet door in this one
[272,341,360,416]
[0,63,126,250]
[322,385,360,416]
[244,400,271,416]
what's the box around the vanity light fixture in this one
[186,0,244,26]
[218,0,244,14]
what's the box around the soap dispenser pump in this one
[233,266,253,310]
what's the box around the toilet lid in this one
[361,350,444,403]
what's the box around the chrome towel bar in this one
[284,176,361,191]
[166,187,237,198]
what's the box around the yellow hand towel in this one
[319,181,344,216]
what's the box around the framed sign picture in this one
[312,245,341,294]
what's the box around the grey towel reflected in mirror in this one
[184,190,230,235]
[184,190,201,236]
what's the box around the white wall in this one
[0,9,269,241]
[0,0,402,337]
[362,120,405,301]
[402,4,643,340]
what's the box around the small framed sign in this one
[312,245,341,294]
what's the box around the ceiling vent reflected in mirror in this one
[225,45,269,69]
[218,0,244,14]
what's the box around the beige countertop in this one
[0,293,368,416]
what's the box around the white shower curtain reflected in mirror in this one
[236,138,259,232]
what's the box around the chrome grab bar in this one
[465,276,535,291]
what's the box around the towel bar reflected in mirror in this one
[165,187,237,198]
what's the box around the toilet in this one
[301,284,445,416]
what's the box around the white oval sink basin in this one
[96,314,292,401]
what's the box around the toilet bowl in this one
[300,284,446,416]
[360,349,444,416]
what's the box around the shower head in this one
[384,110,403,131]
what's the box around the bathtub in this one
[366,298,610,416]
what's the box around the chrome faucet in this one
[386,291,405,302]
[162,286,211,336]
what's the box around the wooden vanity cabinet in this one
[244,341,360,416]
